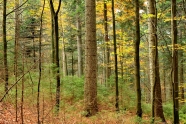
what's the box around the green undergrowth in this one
[0,71,185,123]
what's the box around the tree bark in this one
[84,0,98,116]
[14,0,20,121]
[135,0,142,118]
[147,0,165,122]
[37,0,45,123]
[76,0,83,77]
[3,0,8,93]
[49,0,62,112]
[104,0,110,85]
[179,49,184,103]
[111,0,119,111]
[171,0,179,123]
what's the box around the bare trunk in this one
[104,0,110,85]
[135,0,142,118]
[37,1,45,123]
[21,47,25,124]
[14,0,19,121]
[84,0,98,116]
[171,0,179,123]
[3,0,8,93]
[111,0,119,111]
[148,0,165,122]
[49,0,62,112]
[76,0,83,77]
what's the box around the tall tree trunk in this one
[14,0,20,122]
[21,47,25,124]
[163,64,166,102]
[171,0,179,123]
[84,0,98,116]
[111,0,119,111]
[104,0,110,85]
[50,1,55,75]
[3,0,8,93]
[147,0,165,122]
[179,28,184,104]
[179,48,184,103]
[135,0,142,118]
[147,0,156,116]
[76,0,83,77]
[71,51,74,76]
[14,0,20,121]
[37,1,45,123]
[49,0,62,112]
[179,53,184,102]
[62,36,68,76]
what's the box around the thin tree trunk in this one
[76,0,83,77]
[111,0,119,111]
[37,1,45,123]
[3,0,8,93]
[51,9,55,66]
[49,0,62,112]
[62,37,68,76]
[71,51,74,76]
[135,0,142,118]
[14,0,20,121]
[21,47,25,124]
[104,0,110,85]
[163,64,166,102]
[179,28,184,104]
[179,49,184,103]
[32,32,36,68]
[171,0,179,123]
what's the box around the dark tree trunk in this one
[14,0,19,121]
[37,1,45,123]
[171,0,179,123]
[3,0,8,93]
[135,0,142,118]
[180,47,184,103]
[111,0,119,111]
[49,0,62,112]
[104,0,110,85]
[76,0,83,77]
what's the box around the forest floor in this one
[0,100,172,124]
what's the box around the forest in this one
[0,0,186,123]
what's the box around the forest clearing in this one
[0,0,186,123]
